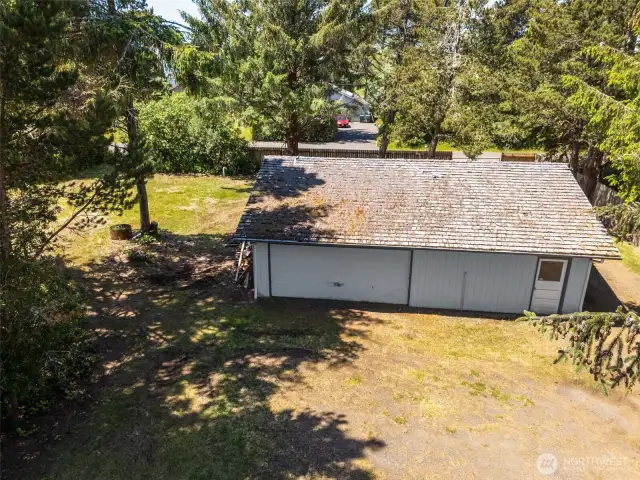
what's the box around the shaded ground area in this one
[585,258,640,312]
[3,236,385,479]
[4,237,640,479]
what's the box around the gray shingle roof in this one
[234,156,620,258]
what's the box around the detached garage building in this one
[234,156,620,314]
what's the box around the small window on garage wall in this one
[538,260,565,282]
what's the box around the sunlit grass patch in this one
[58,174,251,263]
[617,241,640,276]
[345,374,363,386]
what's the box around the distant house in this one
[328,88,371,121]
[234,156,620,315]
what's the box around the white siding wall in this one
[409,250,538,314]
[252,242,593,314]
[561,258,592,313]
[253,242,270,298]
[269,244,411,304]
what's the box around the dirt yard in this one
[4,237,639,479]
[4,175,640,480]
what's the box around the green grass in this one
[385,140,543,154]
[59,174,251,263]
[617,241,640,276]
[385,140,455,152]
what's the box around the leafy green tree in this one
[392,0,488,158]
[363,0,419,157]
[140,93,252,174]
[564,45,640,201]
[182,0,364,155]
[475,0,638,195]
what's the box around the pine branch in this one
[518,308,640,393]
[32,188,100,260]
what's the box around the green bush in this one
[304,115,339,142]
[253,116,337,142]
[251,99,338,143]
[1,258,91,422]
[140,93,254,175]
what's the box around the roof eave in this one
[232,236,621,259]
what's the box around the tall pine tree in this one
[182,0,364,155]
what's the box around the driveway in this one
[252,127,503,159]
[252,122,378,150]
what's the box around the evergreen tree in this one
[182,0,364,155]
[364,0,420,157]
[0,0,131,421]
[520,308,640,394]
[89,0,183,232]
[476,0,638,196]
[393,0,487,158]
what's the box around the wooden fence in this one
[500,152,538,162]
[249,146,453,164]
[576,173,624,207]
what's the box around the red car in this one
[336,115,350,128]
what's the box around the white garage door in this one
[270,244,411,304]
[409,250,537,313]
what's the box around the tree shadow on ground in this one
[5,232,384,480]
[584,265,626,312]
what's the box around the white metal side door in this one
[530,258,568,314]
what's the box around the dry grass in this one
[10,174,639,480]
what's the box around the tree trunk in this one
[569,140,581,175]
[625,4,638,53]
[378,110,395,159]
[428,124,441,159]
[378,130,390,159]
[286,112,299,156]
[0,77,16,425]
[137,179,151,232]
[582,146,604,201]
[125,96,151,232]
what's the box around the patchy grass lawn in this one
[59,174,251,263]
[617,241,640,276]
[7,174,640,480]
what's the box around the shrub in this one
[1,258,91,422]
[303,114,339,142]
[140,93,254,175]
[252,100,338,143]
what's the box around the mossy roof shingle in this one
[234,156,620,258]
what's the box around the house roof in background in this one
[330,87,371,107]
[234,156,620,259]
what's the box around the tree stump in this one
[110,224,133,240]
